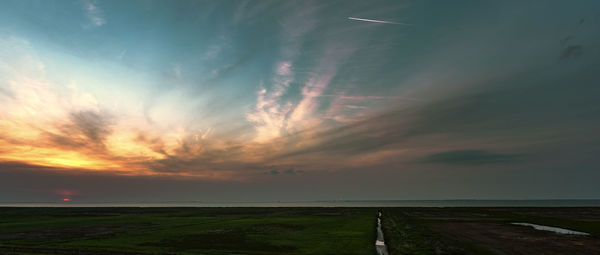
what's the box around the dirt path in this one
[376,211,389,255]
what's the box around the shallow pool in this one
[512,222,590,235]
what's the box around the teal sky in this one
[1,0,599,202]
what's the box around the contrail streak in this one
[348,17,411,26]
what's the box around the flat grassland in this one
[0,207,376,255]
[381,207,600,255]
[2,207,600,255]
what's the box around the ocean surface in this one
[0,200,599,207]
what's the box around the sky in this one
[1,0,599,202]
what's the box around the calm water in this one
[0,200,599,207]
[512,223,590,235]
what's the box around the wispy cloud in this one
[245,2,319,142]
[2,1,599,189]
[83,1,105,27]
[116,49,127,60]
[172,64,182,79]
[421,150,522,165]
[347,17,411,26]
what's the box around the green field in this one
[0,207,377,255]
[2,207,599,255]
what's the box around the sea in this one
[0,200,599,207]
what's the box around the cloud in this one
[421,150,522,165]
[209,51,255,80]
[245,3,320,142]
[83,1,106,27]
[284,168,303,175]
[264,168,303,176]
[117,49,127,60]
[172,64,182,79]
[247,10,363,143]
[68,111,112,145]
[231,0,274,25]
[34,110,113,153]
[560,45,583,60]
[1,1,599,186]
[272,108,414,160]
[265,54,600,167]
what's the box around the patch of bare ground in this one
[433,222,600,255]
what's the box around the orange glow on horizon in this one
[62,198,71,202]
[0,143,125,171]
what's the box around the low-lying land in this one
[0,207,376,255]
[1,207,599,255]
[381,207,600,255]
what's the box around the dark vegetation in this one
[381,207,600,255]
[0,207,376,255]
[2,207,600,255]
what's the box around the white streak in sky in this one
[348,17,411,26]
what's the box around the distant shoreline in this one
[1,199,599,207]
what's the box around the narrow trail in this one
[376,211,389,255]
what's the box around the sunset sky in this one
[1,0,599,202]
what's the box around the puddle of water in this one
[512,222,590,235]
